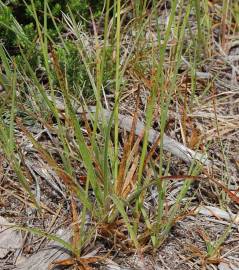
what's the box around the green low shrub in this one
[0,1,105,97]
[0,0,103,51]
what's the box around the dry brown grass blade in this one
[71,195,80,259]
[121,154,140,198]
[98,221,127,241]
[204,173,239,205]
[183,244,206,270]
[50,44,67,94]
[49,257,92,270]
[49,257,75,269]
[115,136,132,196]
[188,126,201,149]
[118,134,143,198]
[115,93,140,196]
[143,133,161,167]
[185,238,222,267]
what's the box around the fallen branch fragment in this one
[84,106,210,165]
[195,206,239,224]
[15,229,71,270]
[218,261,239,270]
[50,97,211,165]
[0,216,22,259]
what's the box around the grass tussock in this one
[0,0,238,269]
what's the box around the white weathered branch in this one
[84,106,210,166]
[49,96,210,166]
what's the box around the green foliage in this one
[56,41,93,97]
[232,2,239,26]
[0,1,104,97]
[0,3,16,48]
[0,0,103,51]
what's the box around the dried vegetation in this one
[0,1,238,269]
